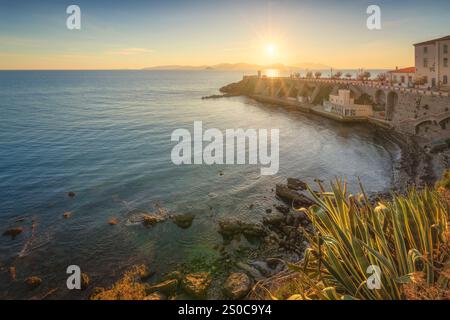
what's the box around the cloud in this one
[108,47,154,55]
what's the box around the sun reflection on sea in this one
[264,69,279,78]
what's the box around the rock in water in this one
[108,217,118,225]
[81,273,90,290]
[145,279,178,295]
[263,212,285,227]
[9,267,16,280]
[173,214,195,229]
[25,276,42,289]
[2,227,23,239]
[218,219,242,237]
[144,292,167,300]
[287,178,307,191]
[275,184,314,208]
[63,211,72,219]
[182,272,211,298]
[67,191,76,198]
[223,273,252,299]
[142,214,164,227]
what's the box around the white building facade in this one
[414,35,450,91]
[323,89,373,118]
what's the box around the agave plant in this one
[285,179,449,300]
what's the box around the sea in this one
[0,70,399,299]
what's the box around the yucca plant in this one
[285,179,449,300]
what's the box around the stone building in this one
[414,35,450,91]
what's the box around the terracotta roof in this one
[413,35,450,46]
[388,67,416,74]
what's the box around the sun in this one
[265,43,276,57]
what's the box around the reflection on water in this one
[0,70,399,299]
[264,69,280,78]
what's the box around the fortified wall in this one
[221,75,450,142]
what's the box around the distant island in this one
[142,62,331,71]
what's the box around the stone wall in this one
[224,76,450,141]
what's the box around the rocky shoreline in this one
[85,95,446,301]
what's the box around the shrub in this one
[264,180,449,300]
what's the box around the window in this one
[424,58,428,67]
[444,45,449,54]
[444,75,448,85]
[408,76,413,82]
[401,76,405,83]
[444,58,449,67]
[424,46,428,54]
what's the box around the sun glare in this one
[265,44,276,57]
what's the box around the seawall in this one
[221,75,450,142]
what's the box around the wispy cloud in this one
[108,47,154,55]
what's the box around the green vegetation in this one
[263,180,449,300]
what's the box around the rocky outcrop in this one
[223,273,252,299]
[218,219,267,241]
[172,214,195,229]
[287,178,307,191]
[142,214,165,227]
[182,272,212,298]
[275,184,314,208]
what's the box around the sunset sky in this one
[0,0,449,70]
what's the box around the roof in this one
[388,67,416,74]
[414,35,450,46]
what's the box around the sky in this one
[0,0,449,70]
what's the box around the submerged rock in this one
[145,279,178,295]
[68,191,76,198]
[218,219,266,239]
[25,276,42,289]
[2,227,23,239]
[63,212,72,219]
[9,267,16,280]
[108,217,118,225]
[218,219,242,237]
[164,270,182,281]
[223,272,252,299]
[172,214,195,229]
[182,272,211,298]
[287,178,307,191]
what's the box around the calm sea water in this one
[0,70,398,299]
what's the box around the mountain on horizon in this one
[142,62,331,71]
